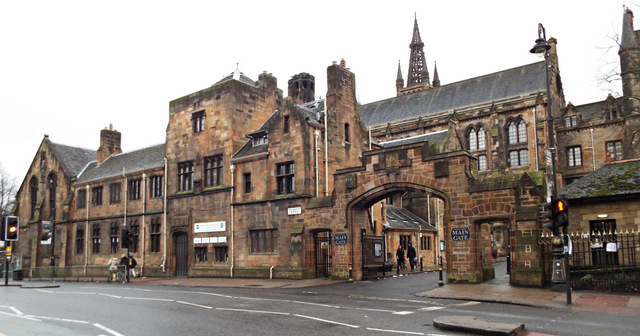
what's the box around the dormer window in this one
[192,111,205,133]
[253,135,268,146]
[565,115,577,127]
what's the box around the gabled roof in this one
[213,65,256,87]
[359,61,546,127]
[377,130,447,148]
[48,141,96,178]
[559,159,640,199]
[75,144,165,184]
[386,205,436,231]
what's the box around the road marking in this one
[366,327,424,335]
[291,300,340,309]
[27,315,89,324]
[216,308,290,315]
[418,306,445,311]
[9,306,23,315]
[35,289,55,293]
[0,311,41,321]
[293,314,360,328]
[177,301,212,309]
[94,323,125,336]
[123,297,173,302]
[196,291,233,298]
[451,301,480,306]
[98,293,122,299]
[392,311,414,315]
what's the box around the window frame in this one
[250,229,278,253]
[192,111,205,133]
[150,218,161,253]
[150,175,163,198]
[276,161,295,195]
[215,246,228,263]
[110,222,119,254]
[77,189,86,210]
[109,182,121,204]
[91,186,103,206]
[204,155,223,188]
[567,146,583,167]
[244,172,252,193]
[76,227,84,254]
[92,223,101,254]
[283,115,290,134]
[129,179,141,200]
[178,161,194,192]
[195,246,208,263]
[605,140,623,162]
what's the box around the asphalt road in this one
[1,270,638,336]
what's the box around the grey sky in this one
[0,0,624,183]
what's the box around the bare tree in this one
[0,162,17,217]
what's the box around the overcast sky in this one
[0,1,628,184]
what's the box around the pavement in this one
[8,262,640,335]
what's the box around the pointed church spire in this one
[619,6,640,115]
[396,60,404,93]
[620,7,639,51]
[407,13,430,88]
[432,61,440,87]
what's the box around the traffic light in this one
[122,229,132,248]
[553,197,569,228]
[540,200,558,235]
[3,216,19,241]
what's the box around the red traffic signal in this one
[552,197,569,228]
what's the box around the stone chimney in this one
[288,72,315,105]
[97,124,122,164]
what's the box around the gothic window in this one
[129,220,140,253]
[467,126,486,151]
[178,161,194,191]
[150,175,163,198]
[129,179,141,200]
[77,188,86,210]
[204,155,223,188]
[109,182,121,204]
[48,172,56,219]
[76,227,84,254]
[509,149,529,167]
[150,218,161,253]
[344,123,350,143]
[29,176,38,220]
[567,146,582,167]
[276,161,295,194]
[92,223,101,254]
[110,222,119,253]
[250,229,278,253]
[606,140,623,162]
[91,186,103,206]
[507,119,527,144]
[192,111,205,133]
[477,155,488,171]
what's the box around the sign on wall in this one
[288,207,302,215]
[334,233,348,246]
[194,221,226,233]
[450,227,471,242]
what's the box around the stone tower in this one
[397,15,439,96]
[288,72,315,105]
[97,124,122,164]
[619,7,640,115]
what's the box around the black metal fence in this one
[541,230,640,292]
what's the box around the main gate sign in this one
[451,227,471,242]
[334,233,348,245]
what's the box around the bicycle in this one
[108,265,127,283]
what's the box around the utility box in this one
[12,270,23,281]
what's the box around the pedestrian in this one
[396,245,405,274]
[120,254,129,281]
[407,243,417,271]
[128,256,138,278]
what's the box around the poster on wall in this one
[41,221,52,245]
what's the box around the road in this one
[1,270,638,336]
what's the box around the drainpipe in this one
[141,173,146,276]
[84,185,89,276]
[590,128,596,171]
[314,129,319,197]
[270,265,275,279]
[162,158,167,273]
[123,168,127,230]
[323,105,329,196]
[230,163,235,278]
[534,105,539,170]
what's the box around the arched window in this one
[467,126,487,151]
[468,129,477,151]
[507,119,527,144]
[30,176,38,220]
[48,172,57,219]
[477,127,486,150]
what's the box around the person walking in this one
[407,243,417,271]
[396,245,405,274]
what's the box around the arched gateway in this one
[305,135,545,286]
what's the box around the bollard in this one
[348,264,353,283]
[438,256,444,287]
[420,257,424,272]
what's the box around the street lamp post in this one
[530,23,571,305]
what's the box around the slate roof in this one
[75,144,165,184]
[571,100,604,121]
[359,61,546,127]
[558,159,640,199]
[48,142,97,177]
[377,130,447,148]
[299,99,325,123]
[386,205,437,231]
[213,65,256,87]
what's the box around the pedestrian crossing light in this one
[3,216,19,241]
[122,229,133,248]
[553,197,569,228]
[540,200,558,235]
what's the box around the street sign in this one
[334,233,348,246]
[450,227,471,242]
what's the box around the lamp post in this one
[530,23,571,305]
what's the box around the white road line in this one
[418,306,445,311]
[0,311,41,321]
[291,300,340,309]
[216,308,290,315]
[35,289,55,293]
[26,315,90,324]
[353,307,398,313]
[196,291,233,298]
[366,327,424,335]
[293,314,360,328]
[9,306,23,315]
[177,301,212,309]
[451,301,480,306]
[93,323,125,336]
[98,293,122,299]
[392,311,414,315]
[123,297,173,302]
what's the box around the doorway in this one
[314,231,332,278]
[174,232,188,277]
